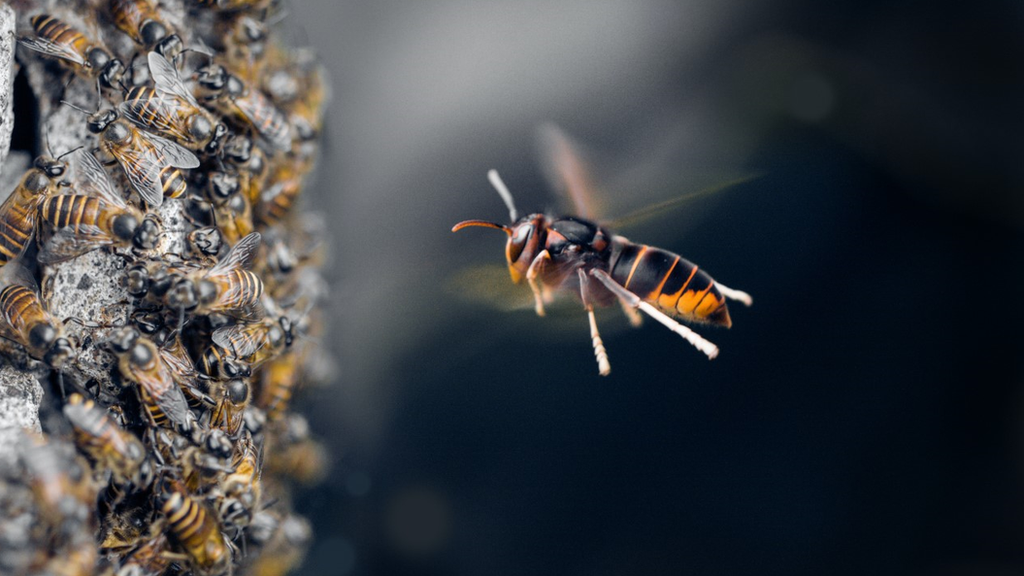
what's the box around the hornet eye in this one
[507,226,531,264]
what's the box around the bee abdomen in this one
[32,15,88,51]
[160,167,188,198]
[0,201,35,263]
[610,243,731,327]
[42,195,102,229]
[0,285,44,325]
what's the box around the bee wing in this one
[75,150,128,210]
[112,143,166,207]
[147,51,201,108]
[212,323,266,358]
[133,365,191,428]
[158,343,198,383]
[37,224,113,264]
[210,232,261,276]
[235,92,292,151]
[18,36,87,66]
[140,131,200,169]
[119,98,193,145]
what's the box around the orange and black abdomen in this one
[0,284,46,340]
[110,0,156,42]
[41,194,104,230]
[159,163,188,199]
[609,241,732,328]
[162,487,231,572]
[31,15,90,57]
[0,192,38,266]
[216,269,263,310]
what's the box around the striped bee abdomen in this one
[609,242,732,327]
[41,194,103,230]
[0,198,37,265]
[31,15,89,53]
[159,165,188,199]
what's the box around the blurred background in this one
[285,1,1024,574]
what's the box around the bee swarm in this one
[0,0,332,575]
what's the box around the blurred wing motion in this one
[536,123,605,220]
[606,173,762,230]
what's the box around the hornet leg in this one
[715,282,753,307]
[526,250,552,317]
[590,269,719,360]
[578,269,611,376]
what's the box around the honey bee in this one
[265,414,326,485]
[256,153,307,226]
[207,378,250,437]
[62,393,148,485]
[18,434,94,533]
[202,309,293,379]
[159,331,216,409]
[109,0,183,58]
[194,63,292,151]
[187,226,224,262]
[452,168,753,375]
[38,151,161,264]
[221,133,268,207]
[119,52,230,156]
[108,327,194,433]
[85,108,200,207]
[115,530,172,576]
[168,231,264,317]
[0,282,76,368]
[199,170,255,246]
[0,156,69,270]
[256,345,300,421]
[159,480,232,576]
[18,14,125,90]
[217,430,261,530]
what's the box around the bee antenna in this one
[487,169,519,222]
[60,100,94,116]
[56,146,83,161]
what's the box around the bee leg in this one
[589,269,719,360]
[526,250,552,317]
[715,282,753,307]
[578,269,611,376]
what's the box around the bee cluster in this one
[0,0,331,574]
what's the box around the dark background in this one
[285,1,1024,574]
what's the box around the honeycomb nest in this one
[0,0,331,574]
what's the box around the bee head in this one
[207,171,240,202]
[188,114,214,146]
[126,263,151,298]
[195,64,228,93]
[86,109,118,134]
[205,123,230,155]
[108,326,140,355]
[28,323,57,352]
[204,429,233,460]
[132,216,161,250]
[34,156,66,179]
[225,379,250,406]
[112,213,140,243]
[155,34,183,60]
[188,226,222,258]
[99,59,126,90]
[166,279,199,311]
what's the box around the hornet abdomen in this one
[609,240,732,328]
